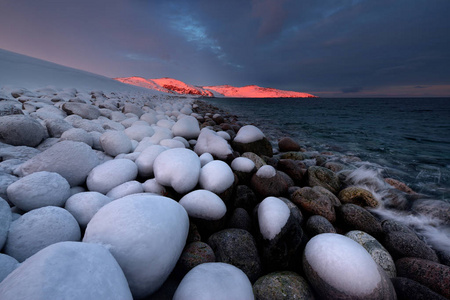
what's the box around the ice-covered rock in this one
[123,103,144,117]
[148,126,173,144]
[4,206,81,262]
[153,148,201,194]
[135,145,166,177]
[231,157,255,172]
[86,159,137,194]
[106,180,143,199]
[172,115,200,139]
[156,119,175,129]
[159,138,185,148]
[173,136,190,147]
[0,115,47,147]
[60,127,93,147]
[258,197,290,240]
[62,102,100,120]
[256,165,276,178]
[0,242,132,300]
[303,233,396,299]
[199,152,214,167]
[64,191,111,228]
[0,197,11,250]
[6,171,70,211]
[179,189,226,220]
[194,128,233,160]
[83,194,189,298]
[99,130,132,157]
[140,112,158,124]
[173,262,254,300]
[124,124,154,142]
[199,160,234,194]
[16,141,99,187]
[234,125,265,143]
[142,178,167,195]
[0,254,19,283]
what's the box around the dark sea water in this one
[206,97,450,201]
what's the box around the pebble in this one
[177,241,216,274]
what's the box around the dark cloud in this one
[0,0,449,97]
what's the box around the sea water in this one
[206,97,450,252]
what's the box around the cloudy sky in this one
[1,0,449,97]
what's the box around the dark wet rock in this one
[261,155,279,168]
[436,250,450,267]
[255,197,303,272]
[323,161,346,173]
[338,186,379,208]
[242,152,266,169]
[227,208,253,233]
[186,221,201,244]
[233,137,273,157]
[253,271,315,300]
[207,228,262,282]
[177,241,215,275]
[345,230,396,278]
[307,166,341,194]
[391,277,447,300]
[251,168,293,198]
[383,231,439,262]
[277,159,307,185]
[337,204,383,238]
[278,137,301,152]
[385,178,417,195]
[381,219,416,235]
[291,186,340,223]
[62,102,100,120]
[280,151,308,161]
[212,114,224,124]
[0,115,47,147]
[306,215,336,237]
[231,185,259,213]
[412,199,450,225]
[396,257,450,298]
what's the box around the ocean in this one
[205,97,450,253]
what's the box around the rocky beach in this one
[0,83,449,300]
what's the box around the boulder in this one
[0,115,47,147]
[307,166,341,194]
[251,165,292,198]
[86,159,138,194]
[337,204,383,238]
[278,137,301,152]
[177,241,216,274]
[64,191,111,228]
[99,130,132,157]
[291,186,340,223]
[172,116,200,139]
[0,254,19,283]
[253,271,315,300]
[306,215,336,237]
[62,102,100,120]
[0,197,12,250]
[338,186,379,208]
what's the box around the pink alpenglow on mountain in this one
[204,85,316,98]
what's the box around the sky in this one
[0,0,449,97]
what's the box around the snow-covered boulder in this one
[4,206,81,262]
[140,112,157,125]
[99,130,132,157]
[172,115,200,139]
[83,194,189,299]
[86,159,138,194]
[0,197,11,250]
[62,102,100,120]
[173,262,254,300]
[232,125,273,157]
[60,128,93,147]
[135,145,166,177]
[16,141,99,187]
[159,138,185,148]
[258,197,290,240]
[0,242,132,300]
[64,191,111,228]
[106,180,143,199]
[0,115,47,147]
[142,179,166,195]
[303,233,396,299]
[234,125,265,143]
[179,190,226,221]
[0,254,19,283]
[194,128,233,160]
[6,171,70,211]
[199,153,214,167]
[199,160,234,194]
[124,124,154,142]
[148,126,173,144]
[153,148,201,194]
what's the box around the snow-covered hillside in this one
[203,85,316,98]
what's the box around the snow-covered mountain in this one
[115,77,316,98]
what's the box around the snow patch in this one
[179,189,226,220]
[256,165,276,178]
[234,125,265,143]
[258,197,290,240]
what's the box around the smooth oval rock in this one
[64,191,112,228]
[86,159,138,194]
[338,186,379,208]
[278,137,301,152]
[307,166,341,194]
[0,197,12,250]
[391,277,447,300]
[60,127,93,147]
[0,242,132,300]
[0,253,19,283]
[0,115,47,147]
[99,130,132,157]
[199,160,235,194]
[172,115,201,139]
[177,241,216,274]
[291,186,339,223]
[253,271,315,300]
[62,102,100,120]
[83,194,189,299]
[306,215,336,237]
[337,204,383,238]
[179,189,227,221]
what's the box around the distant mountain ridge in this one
[115,76,315,98]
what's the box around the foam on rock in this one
[179,189,227,220]
[234,125,265,143]
[258,197,290,240]
[86,159,138,194]
[199,160,235,194]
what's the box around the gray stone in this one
[307,166,341,194]
[60,127,93,147]
[0,254,19,283]
[62,102,100,120]
[253,271,315,300]
[251,170,293,198]
[0,102,23,116]
[242,152,267,169]
[44,118,73,137]
[337,204,383,239]
[0,115,47,147]
[291,186,340,223]
[0,197,12,250]
[177,241,216,274]
[338,186,379,208]
[306,215,336,237]
[233,137,273,157]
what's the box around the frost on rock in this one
[256,165,277,178]
[172,115,200,139]
[148,126,173,144]
[100,130,132,157]
[86,159,138,194]
[304,233,383,297]
[124,125,155,142]
[173,262,254,300]
[258,197,290,240]
[194,128,232,160]
[106,180,143,199]
[153,148,201,194]
[83,194,189,299]
[142,179,166,195]
[231,157,256,172]
[64,191,111,228]
[199,153,214,167]
[0,242,132,300]
[234,125,265,143]
[159,138,185,149]
[135,145,166,178]
[199,160,234,194]
[179,189,226,220]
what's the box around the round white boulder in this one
[0,242,132,300]
[142,179,166,195]
[7,171,71,211]
[199,153,214,167]
[258,197,290,240]
[199,160,234,194]
[194,128,233,159]
[153,148,201,194]
[173,262,254,300]
[159,138,186,148]
[4,206,81,262]
[83,194,189,299]
[99,130,132,157]
[135,145,166,178]
[231,157,256,172]
[256,165,277,178]
[106,180,143,200]
[148,126,173,144]
[86,159,138,194]
[172,115,200,139]
[64,191,112,228]
[234,125,265,143]
[124,125,155,142]
[179,189,227,220]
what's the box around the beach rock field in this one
[0,86,449,299]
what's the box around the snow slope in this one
[0,49,160,94]
[203,85,316,98]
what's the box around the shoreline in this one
[0,88,449,299]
